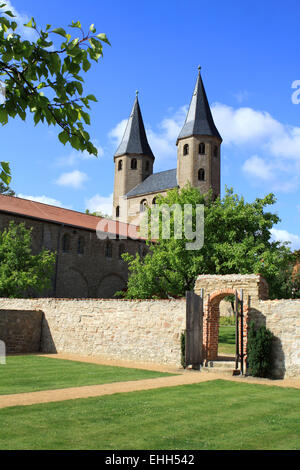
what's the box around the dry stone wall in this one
[0,298,185,366]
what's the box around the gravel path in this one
[1,353,300,410]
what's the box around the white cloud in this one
[242,155,274,181]
[56,144,104,167]
[212,103,284,147]
[85,193,113,216]
[0,1,38,40]
[242,155,299,193]
[18,194,63,207]
[271,229,300,250]
[55,170,88,189]
[234,90,249,104]
[108,119,128,146]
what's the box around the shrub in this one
[247,321,273,377]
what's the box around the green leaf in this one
[96,33,111,45]
[89,24,96,33]
[1,161,10,175]
[0,171,11,185]
[4,10,15,18]
[86,94,97,102]
[58,131,69,145]
[71,20,82,29]
[24,17,36,29]
[52,27,67,38]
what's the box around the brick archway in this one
[203,289,245,360]
[194,274,269,362]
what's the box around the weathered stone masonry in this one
[0,298,186,366]
[0,274,300,378]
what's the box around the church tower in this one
[176,67,222,199]
[113,93,155,220]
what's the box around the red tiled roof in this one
[0,194,143,240]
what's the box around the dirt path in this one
[1,353,300,410]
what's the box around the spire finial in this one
[136,90,139,98]
[198,65,201,73]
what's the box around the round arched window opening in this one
[183,144,189,156]
[140,199,147,212]
[199,143,205,155]
[62,233,71,253]
[131,158,137,170]
[198,168,205,181]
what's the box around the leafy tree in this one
[85,209,111,219]
[0,221,56,297]
[0,3,110,184]
[119,186,293,300]
[0,180,15,195]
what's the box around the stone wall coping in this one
[196,274,262,280]
[0,297,186,302]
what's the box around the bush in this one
[247,321,273,377]
[181,331,186,369]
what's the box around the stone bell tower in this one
[176,67,222,199]
[113,92,155,220]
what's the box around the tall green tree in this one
[0,221,56,297]
[0,3,110,184]
[120,186,293,300]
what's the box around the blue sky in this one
[1,0,300,248]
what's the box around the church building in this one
[113,67,222,224]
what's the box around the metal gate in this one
[185,291,203,369]
[234,289,244,374]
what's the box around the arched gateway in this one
[194,274,269,365]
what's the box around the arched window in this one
[105,240,113,258]
[199,143,205,155]
[198,168,205,181]
[145,160,150,172]
[152,197,157,205]
[213,145,218,157]
[77,236,84,255]
[118,160,123,171]
[183,144,189,156]
[119,244,125,260]
[116,206,120,218]
[140,199,147,212]
[131,158,137,170]
[62,233,71,253]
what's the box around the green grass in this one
[218,326,236,355]
[0,355,173,395]
[1,380,300,449]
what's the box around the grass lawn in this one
[0,380,300,450]
[0,355,173,395]
[218,326,235,355]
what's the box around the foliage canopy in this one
[0,221,55,297]
[119,186,295,300]
[0,3,110,184]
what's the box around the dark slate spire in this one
[177,67,222,143]
[114,92,155,159]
